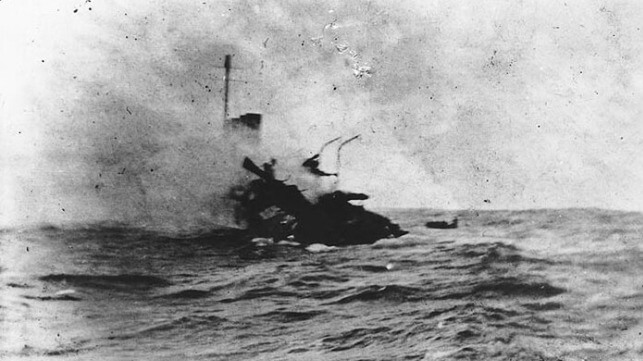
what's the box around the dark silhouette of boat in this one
[425,219,458,229]
[217,54,407,246]
[230,157,408,246]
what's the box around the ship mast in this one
[221,54,262,134]
[223,54,231,122]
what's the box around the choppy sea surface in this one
[1,208,643,360]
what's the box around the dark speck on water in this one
[1,209,642,360]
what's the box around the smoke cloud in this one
[2,0,642,230]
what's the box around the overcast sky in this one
[1,0,642,229]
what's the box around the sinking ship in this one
[219,55,407,246]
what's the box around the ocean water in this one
[1,208,642,360]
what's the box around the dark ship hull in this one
[231,157,407,247]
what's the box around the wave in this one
[23,294,82,301]
[331,284,425,304]
[6,282,33,289]
[39,274,172,290]
[107,315,230,341]
[157,289,211,299]
[257,309,326,323]
[470,278,565,298]
[521,302,563,311]
[293,273,350,283]
[219,286,299,303]
[321,326,394,352]
[434,277,565,300]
